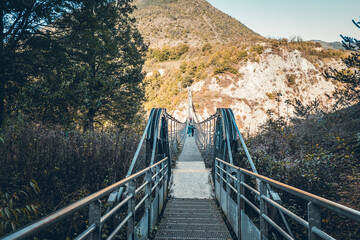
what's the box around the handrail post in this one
[209,120,211,149]
[127,180,136,240]
[260,180,268,240]
[237,170,245,239]
[156,164,161,217]
[226,165,231,195]
[165,157,170,185]
[219,162,224,195]
[308,202,321,240]
[170,120,172,143]
[89,200,101,240]
[145,169,153,238]
[168,155,171,179]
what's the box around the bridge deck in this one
[171,135,212,198]
[155,136,232,239]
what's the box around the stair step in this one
[154,198,232,240]
[161,217,224,224]
[155,229,232,239]
[169,199,212,202]
[165,207,218,212]
[163,212,219,218]
[155,237,231,240]
[158,223,227,231]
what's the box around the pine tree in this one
[325,17,360,106]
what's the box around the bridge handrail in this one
[215,157,360,239]
[108,108,186,203]
[2,157,169,240]
[216,157,360,221]
[227,109,258,173]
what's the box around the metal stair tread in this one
[155,230,232,239]
[161,218,225,224]
[155,237,232,240]
[154,198,232,240]
[158,222,228,231]
[163,212,220,217]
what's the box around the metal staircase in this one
[154,199,232,240]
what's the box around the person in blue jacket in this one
[187,124,193,137]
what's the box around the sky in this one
[206,0,360,42]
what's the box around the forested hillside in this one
[133,0,258,47]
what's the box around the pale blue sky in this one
[207,0,360,42]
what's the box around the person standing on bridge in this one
[188,124,193,137]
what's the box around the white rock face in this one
[173,50,342,133]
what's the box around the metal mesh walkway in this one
[171,136,212,199]
[155,135,232,240]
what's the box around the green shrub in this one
[149,44,190,61]
[202,43,212,52]
[180,62,187,73]
[0,122,141,237]
[181,75,193,88]
[266,92,276,100]
[234,50,248,62]
[247,103,360,239]
[287,74,296,85]
[251,45,264,54]
[214,64,238,75]
[0,181,40,234]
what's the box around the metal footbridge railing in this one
[2,108,186,240]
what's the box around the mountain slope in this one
[134,0,347,133]
[133,0,259,47]
[311,40,345,50]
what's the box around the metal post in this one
[175,122,178,143]
[170,120,172,142]
[145,170,153,237]
[164,160,169,198]
[260,180,268,240]
[204,122,207,148]
[239,171,245,211]
[237,170,245,239]
[308,202,321,240]
[156,165,161,217]
[226,165,230,195]
[219,162,224,196]
[208,120,211,148]
[168,152,171,179]
[127,180,136,240]
[89,200,101,240]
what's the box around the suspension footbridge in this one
[2,93,360,240]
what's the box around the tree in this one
[292,98,320,118]
[19,0,147,130]
[0,0,77,126]
[324,17,360,106]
